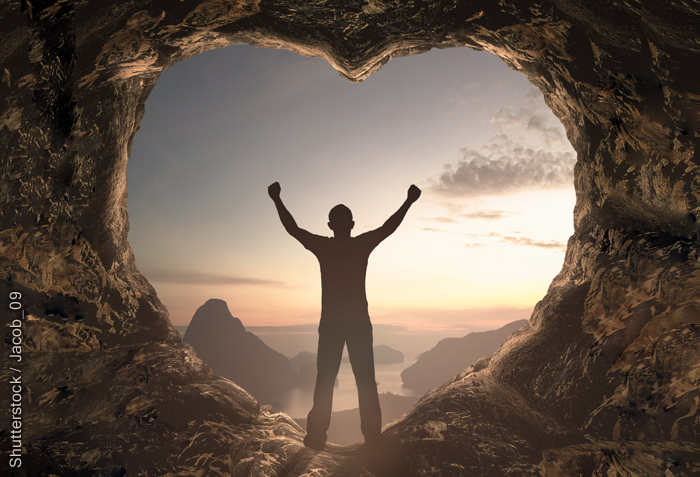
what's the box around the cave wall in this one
[1,0,699,475]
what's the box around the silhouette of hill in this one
[291,345,402,390]
[290,350,316,372]
[401,320,528,393]
[183,299,298,405]
[248,323,484,363]
[341,344,404,364]
[290,351,322,389]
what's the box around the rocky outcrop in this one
[401,320,527,394]
[0,319,265,475]
[183,299,299,406]
[1,0,698,475]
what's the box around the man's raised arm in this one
[268,182,309,241]
[366,185,421,244]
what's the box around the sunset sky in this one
[127,44,577,331]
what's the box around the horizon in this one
[173,302,530,362]
[173,302,529,335]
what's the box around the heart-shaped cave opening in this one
[126,43,576,446]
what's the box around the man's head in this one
[328,204,354,237]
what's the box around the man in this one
[268,182,421,451]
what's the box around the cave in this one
[1,1,698,475]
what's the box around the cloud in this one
[420,216,456,226]
[145,268,289,287]
[490,88,568,148]
[425,211,515,222]
[431,87,576,197]
[461,232,567,251]
[462,210,515,220]
[435,147,576,196]
[498,235,567,251]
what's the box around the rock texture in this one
[0,331,265,475]
[183,299,299,406]
[1,0,699,476]
[401,319,527,394]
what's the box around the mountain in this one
[247,323,481,362]
[183,299,298,406]
[373,344,403,363]
[291,344,403,386]
[290,350,316,372]
[342,344,404,364]
[290,351,321,389]
[401,320,527,393]
[290,351,339,389]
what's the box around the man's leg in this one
[346,322,382,444]
[305,324,344,450]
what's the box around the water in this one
[277,359,421,418]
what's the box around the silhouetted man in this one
[268,182,421,451]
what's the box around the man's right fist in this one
[268,182,281,199]
[407,184,422,203]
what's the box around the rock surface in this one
[1,0,699,475]
[183,299,299,406]
[401,319,527,393]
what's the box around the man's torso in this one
[301,234,378,323]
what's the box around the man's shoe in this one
[303,434,326,451]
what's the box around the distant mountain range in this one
[181,300,523,409]
[289,351,323,389]
[290,345,403,389]
[342,344,403,364]
[177,321,497,364]
[245,323,487,362]
[182,299,298,406]
[182,300,406,403]
[401,320,528,394]
[291,345,403,369]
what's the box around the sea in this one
[275,358,421,419]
